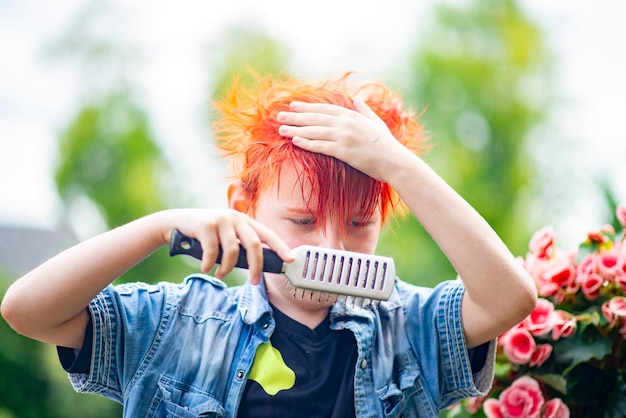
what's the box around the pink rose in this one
[529,226,556,259]
[576,253,598,278]
[616,205,626,228]
[580,272,604,300]
[616,249,626,291]
[524,298,555,337]
[597,250,619,279]
[483,376,544,418]
[501,328,536,364]
[551,310,576,340]
[529,343,553,367]
[540,257,576,289]
[607,296,626,317]
[602,299,619,328]
[543,398,570,418]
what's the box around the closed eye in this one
[350,219,374,228]
[290,218,316,226]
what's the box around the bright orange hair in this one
[212,72,427,233]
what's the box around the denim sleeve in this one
[64,282,176,403]
[435,281,496,406]
[402,280,496,409]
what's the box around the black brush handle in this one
[168,229,284,273]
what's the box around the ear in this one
[227,181,251,213]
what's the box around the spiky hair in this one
[212,71,427,231]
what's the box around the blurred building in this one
[0,224,76,281]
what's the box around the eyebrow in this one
[285,207,314,216]
[285,207,378,219]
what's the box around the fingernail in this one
[277,111,286,122]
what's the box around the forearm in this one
[389,152,536,343]
[1,212,170,346]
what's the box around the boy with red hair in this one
[1,73,536,417]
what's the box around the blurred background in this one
[0,0,624,416]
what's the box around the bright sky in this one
[0,0,625,246]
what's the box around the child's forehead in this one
[266,163,317,202]
[257,162,380,219]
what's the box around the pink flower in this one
[483,376,544,418]
[501,328,536,364]
[529,343,553,367]
[540,258,576,289]
[602,299,619,328]
[576,253,598,278]
[616,205,626,228]
[616,250,626,291]
[529,226,556,259]
[551,310,576,340]
[543,398,570,418]
[607,296,626,317]
[524,298,555,336]
[580,272,604,300]
[597,250,619,280]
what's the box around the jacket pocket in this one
[376,354,438,418]
[157,375,225,418]
[377,379,435,418]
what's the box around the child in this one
[1,73,537,417]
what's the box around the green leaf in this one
[494,361,513,379]
[534,373,567,394]
[552,325,612,368]
[575,241,598,263]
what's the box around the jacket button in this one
[360,359,367,369]
[236,370,245,380]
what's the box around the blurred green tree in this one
[207,25,291,100]
[0,274,122,417]
[378,0,553,287]
[54,91,194,284]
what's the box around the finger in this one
[291,135,336,157]
[214,226,241,279]
[196,231,220,274]
[352,96,380,120]
[278,124,334,141]
[250,222,295,264]
[277,111,335,129]
[234,225,264,285]
[288,101,345,115]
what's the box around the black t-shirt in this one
[237,306,358,418]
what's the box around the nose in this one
[316,226,345,251]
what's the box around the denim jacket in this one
[65,275,495,417]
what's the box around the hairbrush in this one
[168,229,395,307]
